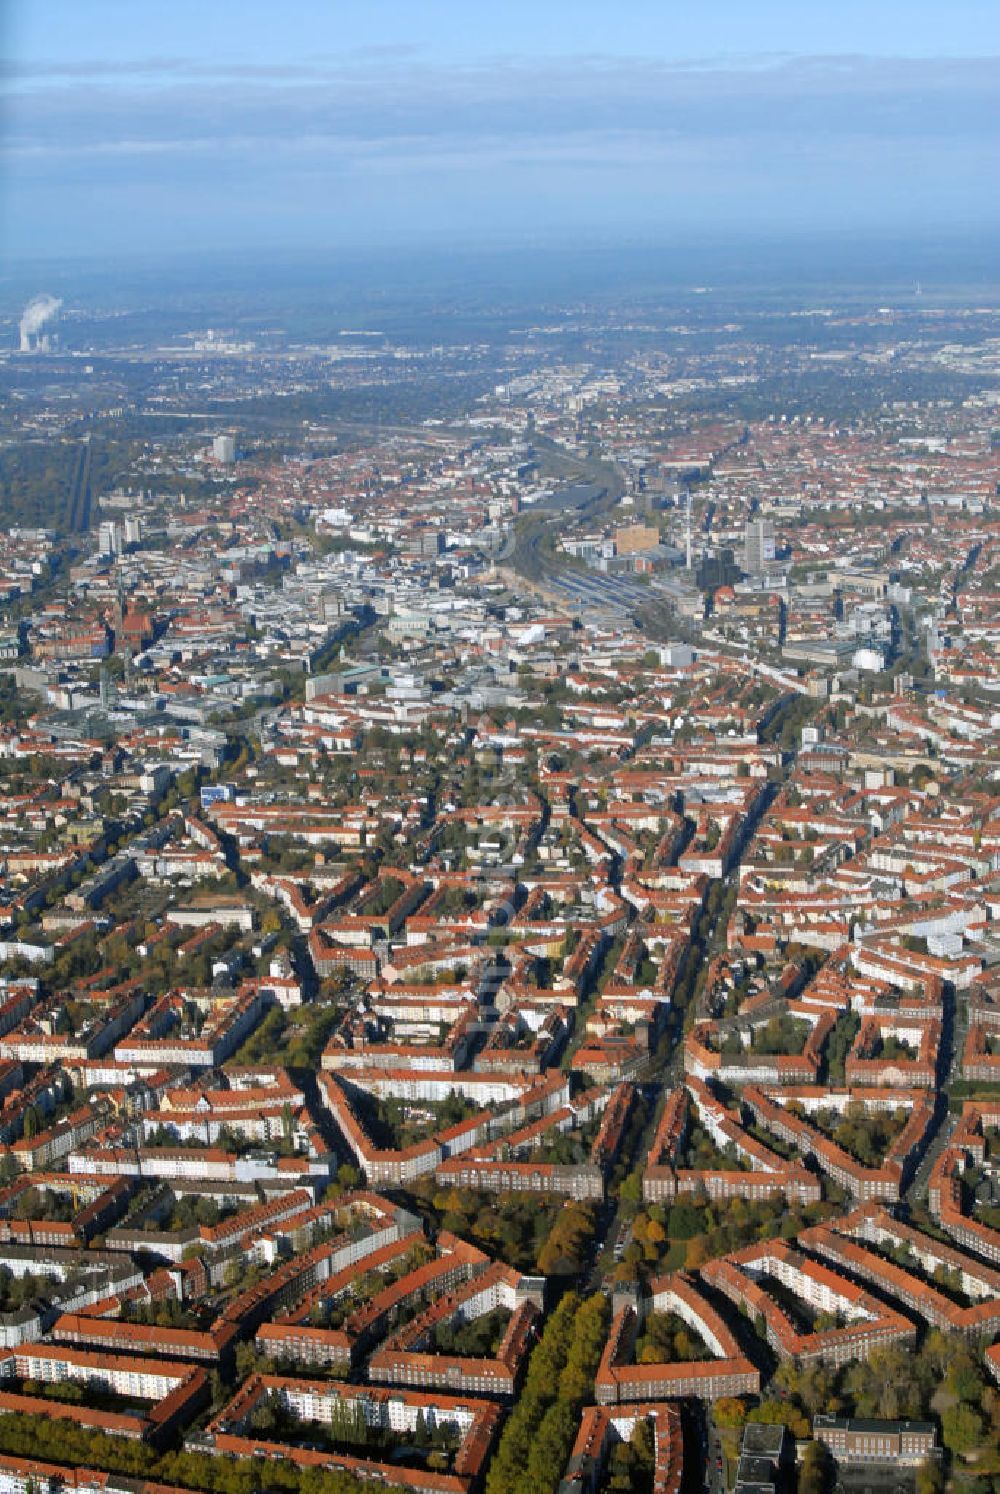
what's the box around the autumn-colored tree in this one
[684,1235,708,1270]
[713,1398,748,1431]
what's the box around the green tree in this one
[941,1401,984,1455]
[915,1459,944,1494]
[798,1439,829,1494]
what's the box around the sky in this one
[2,0,1000,264]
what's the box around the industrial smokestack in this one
[18,294,62,353]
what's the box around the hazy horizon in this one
[3,0,999,265]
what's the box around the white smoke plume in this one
[19,294,62,350]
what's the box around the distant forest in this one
[0,433,222,532]
[0,439,78,529]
